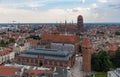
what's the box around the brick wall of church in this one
[15,55,75,68]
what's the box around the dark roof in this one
[19,48,74,61]
[27,48,69,56]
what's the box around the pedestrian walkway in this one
[70,56,84,77]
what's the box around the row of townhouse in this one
[0,47,15,64]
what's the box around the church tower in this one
[77,15,84,31]
[82,38,92,73]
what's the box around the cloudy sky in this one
[0,0,120,23]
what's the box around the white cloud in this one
[67,7,90,13]
[0,6,90,23]
[0,1,46,10]
[80,0,85,3]
[98,0,108,3]
[92,3,98,9]
[93,13,99,19]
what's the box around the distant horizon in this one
[0,22,120,24]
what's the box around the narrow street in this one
[70,56,84,77]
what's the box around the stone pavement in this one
[70,56,84,77]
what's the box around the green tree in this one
[9,38,15,43]
[26,35,41,40]
[115,31,120,35]
[111,48,120,67]
[91,53,100,71]
[99,51,112,72]
[97,31,104,34]
[1,32,6,35]
[91,50,112,72]
[0,40,7,47]
[76,32,82,36]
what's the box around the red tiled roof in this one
[0,48,13,56]
[26,69,53,75]
[82,38,91,48]
[42,34,80,44]
[109,45,118,52]
[53,29,60,34]
[57,25,77,29]
[0,66,21,76]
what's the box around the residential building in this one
[13,37,30,55]
[109,45,118,56]
[0,64,53,77]
[0,47,15,64]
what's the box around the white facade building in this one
[0,48,15,64]
[13,42,30,55]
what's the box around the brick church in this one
[57,15,84,34]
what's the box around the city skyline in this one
[0,0,120,23]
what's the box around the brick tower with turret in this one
[82,38,92,73]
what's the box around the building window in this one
[52,61,54,65]
[29,59,31,63]
[57,62,60,66]
[44,60,47,64]
[60,62,62,66]
[39,62,43,67]
[49,61,52,65]
[62,62,65,67]
[54,61,57,66]
[35,60,38,63]
[47,61,49,65]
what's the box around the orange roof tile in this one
[0,66,21,76]
[42,34,80,44]
[26,69,53,75]
[82,38,91,48]
[109,45,118,52]
[0,48,13,56]
[53,29,60,34]
[57,25,77,29]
